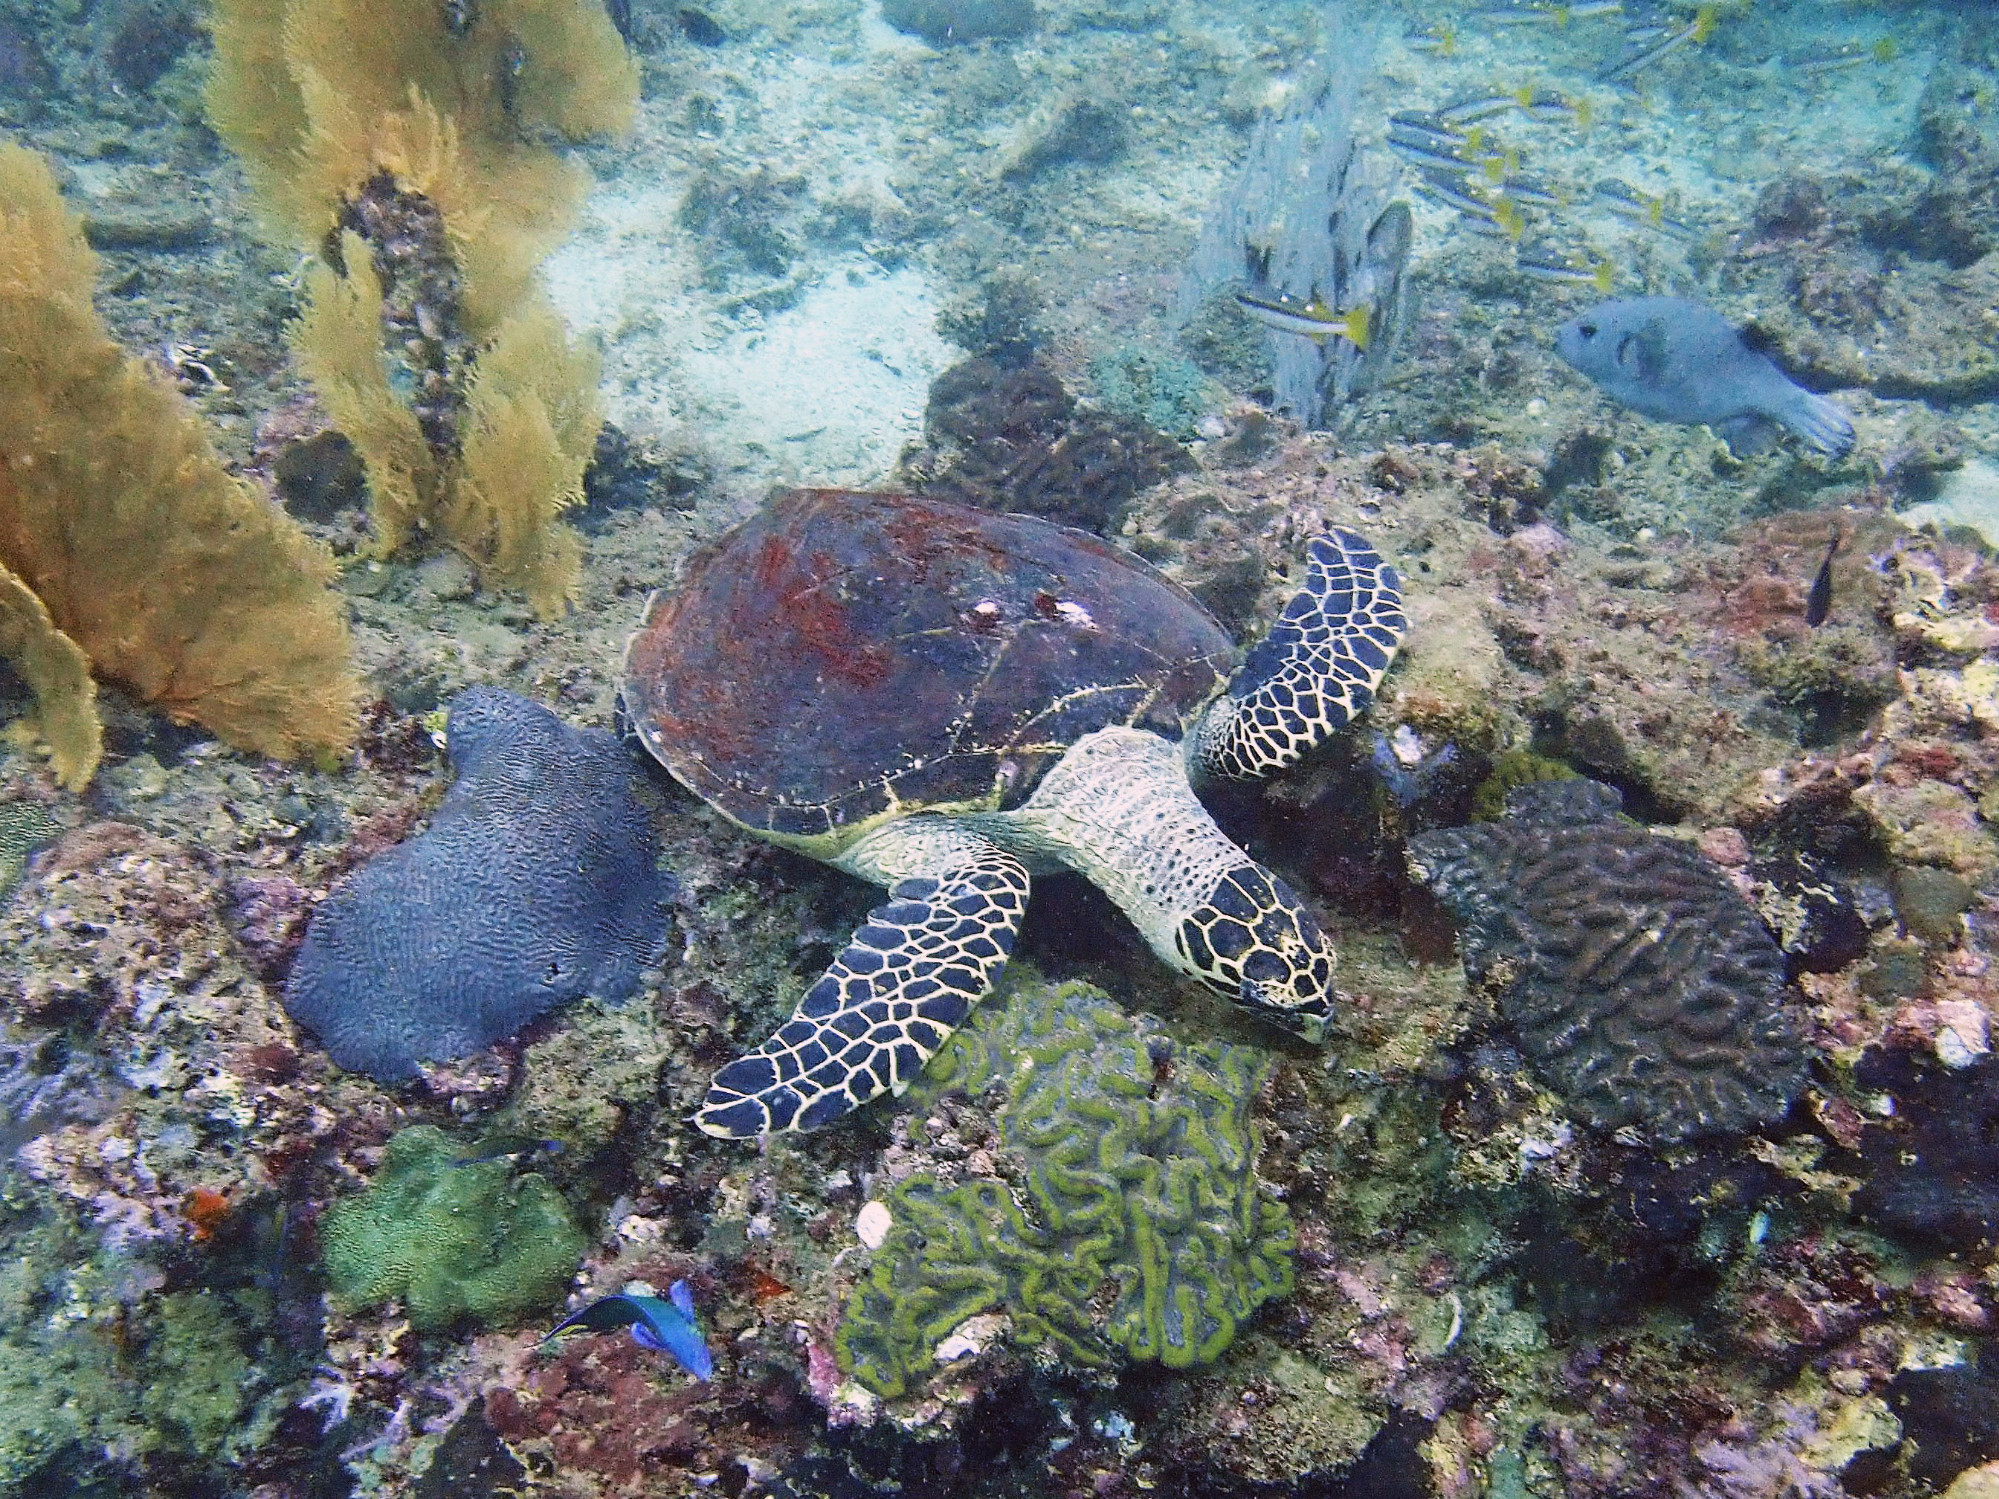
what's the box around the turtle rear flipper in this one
[695,822,1030,1138]
[1194,529,1405,782]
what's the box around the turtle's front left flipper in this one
[695,819,1030,1138]
[1194,528,1405,782]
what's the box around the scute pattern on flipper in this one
[1200,528,1406,781]
[695,845,1031,1137]
[1406,778,1807,1143]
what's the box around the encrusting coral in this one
[321,1124,587,1331]
[1408,778,1807,1143]
[0,144,359,785]
[284,685,671,1080]
[837,976,1294,1397]
[207,0,637,616]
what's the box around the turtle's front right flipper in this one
[1194,528,1405,782]
[695,821,1030,1138]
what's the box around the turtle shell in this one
[621,489,1236,846]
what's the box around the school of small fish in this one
[1240,0,1867,493]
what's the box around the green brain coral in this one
[837,978,1294,1397]
[320,1125,586,1331]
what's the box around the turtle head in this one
[1175,864,1337,1044]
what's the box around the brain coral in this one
[1406,779,1806,1142]
[321,1124,586,1330]
[286,686,670,1080]
[836,977,1293,1397]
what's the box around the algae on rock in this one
[0,145,360,785]
[207,0,636,617]
[321,1124,587,1330]
[837,977,1294,1397]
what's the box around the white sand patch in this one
[1900,458,1999,548]
[677,262,955,489]
[547,189,955,493]
[540,21,955,499]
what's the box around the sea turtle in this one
[621,488,1405,1138]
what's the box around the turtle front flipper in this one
[695,820,1030,1139]
[1194,528,1405,782]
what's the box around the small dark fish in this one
[1408,22,1457,55]
[1438,93,1519,126]
[547,1282,715,1380]
[1804,534,1839,628]
[678,7,727,45]
[1386,134,1483,175]
[1797,37,1896,79]
[495,36,528,125]
[1517,239,1615,291]
[449,1137,565,1168]
[1234,288,1371,347]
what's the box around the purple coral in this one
[1408,778,1807,1142]
[285,686,672,1080]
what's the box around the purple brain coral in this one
[1407,778,1807,1142]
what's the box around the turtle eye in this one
[1578,322,1598,338]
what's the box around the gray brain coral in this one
[285,686,670,1080]
[1406,779,1806,1142]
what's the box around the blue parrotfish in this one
[1554,296,1854,458]
[545,1281,715,1381]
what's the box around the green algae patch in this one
[138,1291,254,1455]
[0,1195,269,1491]
[321,1125,586,1331]
[837,978,1293,1397]
[1470,748,1579,823]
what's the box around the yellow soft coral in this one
[208,0,636,616]
[0,145,360,778]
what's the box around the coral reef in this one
[321,1124,587,1330]
[1842,1045,1999,1254]
[836,976,1294,1397]
[1408,779,1807,1142]
[206,0,637,616]
[0,144,359,782]
[1090,346,1222,443]
[0,571,95,790]
[907,354,1192,534]
[0,800,57,907]
[285,686,671,1080]
[10,0,1999,1492]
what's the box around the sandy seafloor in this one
[7,0,1999,1496]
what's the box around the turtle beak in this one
[1239,976,1330,1045]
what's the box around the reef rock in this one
[1845,1046,1999,1254]
[881,0,1037,45]
[1407,779,1806,1142]
[286,686,670,1081]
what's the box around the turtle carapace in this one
[620,489,1406,1137]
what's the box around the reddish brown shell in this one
[620,489,1236,843]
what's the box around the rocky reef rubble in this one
[6,415,1999,1498]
